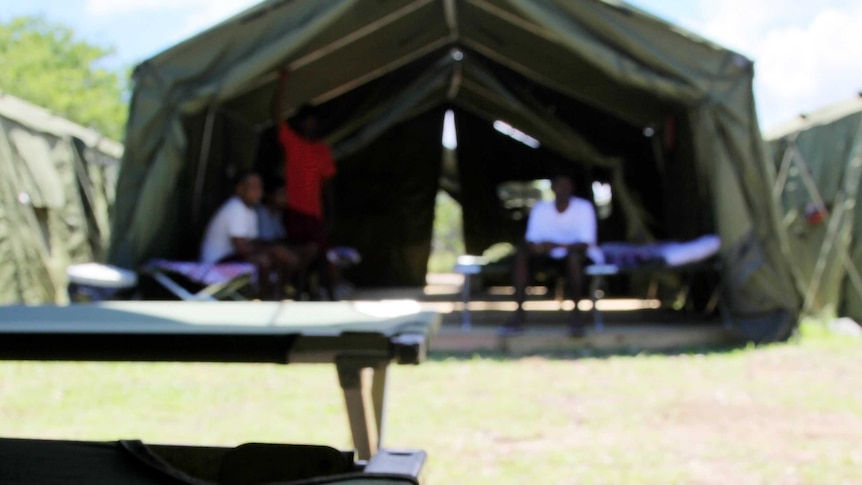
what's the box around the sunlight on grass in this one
[0,323,860,484]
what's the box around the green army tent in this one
[767,95,862,323]
[0,93,122,304]
[109,0,800,340]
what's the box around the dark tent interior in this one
[174,65,702,290]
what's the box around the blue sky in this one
[1,0,860,131]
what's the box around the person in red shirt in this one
[271,68,338,299]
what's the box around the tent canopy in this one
[110,0,800,333]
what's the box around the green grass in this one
[1,323,860,484]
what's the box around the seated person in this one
[256,183,289,242]
[199,171,298,300]
[255,183,316,298]
[503,173,602,337]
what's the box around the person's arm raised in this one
[271,68,290,127]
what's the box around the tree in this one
[428,188,465,273]
[0,16,128,141]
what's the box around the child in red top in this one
[276,108,336,249]
[272,69,338,299]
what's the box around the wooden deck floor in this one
[347,274,743,355]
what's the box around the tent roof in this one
[766,95,862,140]
[130,0,754,163]
[0,93,123,159]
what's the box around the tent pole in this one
[772,137,796,200]
[844,255,862,304]
[790,144,834,314]
[802,192,845,314]
[447,60,463,100]
[461,37,645,128]
[233,0,437,101]
[444,0,461,100]
[841,121,862,304]
[793,146,829,211]
[467,0,558,44]
[293,0,434,69]
[650,129,666,175]
[312,38,450,105]
[794,120,862,314]
[444,0,459,39]
[192,104,218,228]
[832,119,862,308]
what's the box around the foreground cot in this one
[0,301,440,467]
[0,438,426,485]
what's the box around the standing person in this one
[501,173,603,337]
[199,171,299,300]
[271,68,338,300]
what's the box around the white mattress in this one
[597,234,720,269]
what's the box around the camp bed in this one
[455,235,723,330]
[66,261,256,302]
[141,259,257,301]
[143,247,361,302]
[0,301,440,462]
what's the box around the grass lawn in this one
[0,322,860,484]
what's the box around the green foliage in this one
[0,16,129,141]
[428,190,465,273]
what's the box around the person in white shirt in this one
[502,174,601,337]
[200,171,299,300]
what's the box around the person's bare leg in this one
[274,245,300,300]
[502,245,530,332]
[322,257,339,301]
[293,243,318,300]
[564,250,586,337]
[249,254,273,300]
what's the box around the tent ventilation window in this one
[443,110,457,149]
[493,120,540,148]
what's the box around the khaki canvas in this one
[0,94,122,304]
[109,0,800,339]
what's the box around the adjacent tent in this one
[766,95,862,323]
[0,93,122,304]
[110,0,800,339]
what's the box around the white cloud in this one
[695,0,790,55]
[84,0,260,59]
[686,0,862,129]
[84,0,259,34]
[172,0,261,40]
[85,0,211,17]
